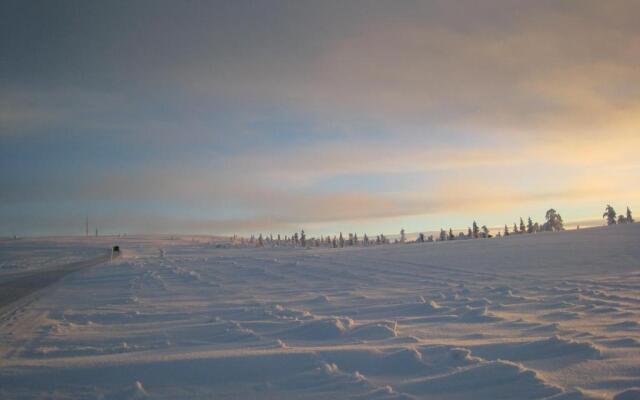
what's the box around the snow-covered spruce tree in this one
[513,223,518,234]
[504,224,510,236]
[519,218,526,233]
[626,207,634,223]
[543,209,564,231]
[448,228,455,240]
[472,221,480,239]
[481,225,490,238]
[527,217,534,234]
[418,233,425,242]
[439,228,447,241]
[300,230,306,247]
[258,234,263,247]
[618,215,627,224]
[603,205,617,225]
[339,233,344,248]
[467,227,472,238]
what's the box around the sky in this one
[1,0,639,237]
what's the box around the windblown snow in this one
[1,225,640,399]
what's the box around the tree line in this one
[603,205,634,225]
[233,205,634,248]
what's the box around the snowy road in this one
[0,226,639,399]
[0,253,113,314]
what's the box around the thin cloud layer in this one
[1,1,639,235]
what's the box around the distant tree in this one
[348,233,353,246]
[626,207,634,223]
[418,233,425,243]
[513,223,518,234]
[300,230,306,247]
[527,217,534,234]
[543,209,564,231]
[293,232,299,245]
[472,221,480,239]
[467,227,473,238]
[618,215,627,224]
[481,225,490,238]
[504,224,510,236]
[458,232,466,240]
[354,233,359,245]
[439,228,447,241]
[448,228,455,240]
[519,217,526,233]
[363,233,369,246]
[603,205,617,225]
[257,234,263,247]
[427,235,434,242]
[339,233,344,248]
[533,222,540,232]
[400,229,406,243]
[332,236,337,248]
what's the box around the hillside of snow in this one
[1,225,640,399]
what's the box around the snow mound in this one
[608,320,639,330]
[350,321,398,340]
[472,336,601,362]
[600,337,640,348]
[614,388,640,400]
[456,305,502,323]
[541,311,582,321]
[275,361,372,394]
[305,295,331,304]
[400,360,560,399]
[267,304,313,320]
[527,322,560,333]
[282,317,354,340]
[319,347,429,376]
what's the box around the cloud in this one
[2,1,640,235]
[284,2,640,140]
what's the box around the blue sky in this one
[1,0,639,236]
